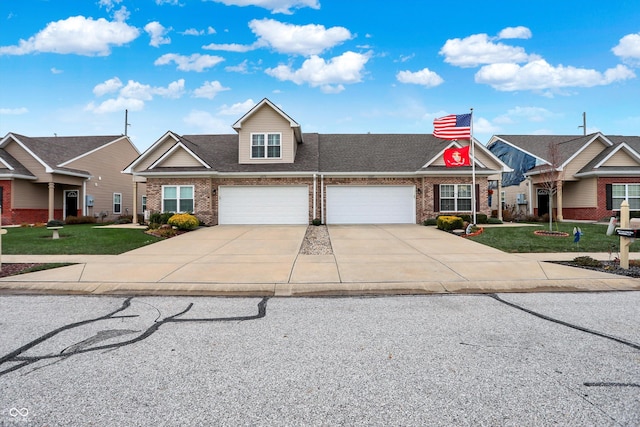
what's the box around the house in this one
[487,133,640,221]
[124,98,510,225]
[0,133,144,225]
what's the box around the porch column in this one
[556,180,563,221]
[497,178,503,221]
[48,182,55,221]
[132,181,138,225]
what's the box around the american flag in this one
[433,113,471,140]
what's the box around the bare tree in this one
[536,142,564,231]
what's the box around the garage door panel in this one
[327,186,415,224]
[219,186,309,224]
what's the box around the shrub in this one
[148,212,175,228]
[437,215,463,231]
[312,218,322,226]
[114,215,133,224]
[572,256,602,268]
[168,213,199,230]
[65,215,97,224]
[487,217,503,224]
[20,222,31,228]
[46,219,65,227]
[423,218,438,226]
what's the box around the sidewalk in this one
[0,225,638,297]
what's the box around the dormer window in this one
[251,133,281,159]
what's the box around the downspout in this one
[321,174,325,224]
[83,179,88,216]
[313,173,317,221]
[528,176,534,216]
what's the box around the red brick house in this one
[487,134,640,220]
[124,98,510,225]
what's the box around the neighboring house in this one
[0,133,145,225]
[125,98,510,225]
[487,133,640,221]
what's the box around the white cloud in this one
[440,32,533,67]
[498,26,532,40]
[202,42,256,52]
[193,81,230,99]
[225,59,250,73]
[93,77,123,96]
[86,79,186,113]
[473,117,500,134]
[154,53,224,71]
[183,110,231,133]
[182,28,204,36]
[475,60,636,91]
[144,21,171,47]
[396,68,444,88]
[208,27,217,35]
[0,107,28,115]
[0,15,139,56]
[249,18,352,56]
[98,0,122,11]
[209,0,319,14]
[612,32,640,66]
[265,51,370,93]
[494,106,555,125]
[50,67,63,74]
[113,6,130,22]
[156,0,180,4]
[218,99,256,115]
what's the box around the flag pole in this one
[470,108,476,225]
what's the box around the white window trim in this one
[440,184,472,213]
[250,132,282,159]
[161,185,195,213]
[113,192,122,215]
[141,195,147,212]
[612,183,640,211]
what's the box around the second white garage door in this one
[218,185,309,224]
[326,185,415,224]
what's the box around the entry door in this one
[537,189,549,217]
[65,190,79,218]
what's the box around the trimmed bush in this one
[572,256,602,268]
[487,217,503,224]
[423,218,438,226]
[312,218,322,226]
[46,219,65,227]
[167,213,199,230]
[65,215,97,224]
[437,215,463,231]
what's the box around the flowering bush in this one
[436,215,463,231]
[167,213,199,230]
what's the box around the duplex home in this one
[0,133,143,225]
[125,99,510,225]
[487,133,640,221]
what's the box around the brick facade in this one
[145,175,491,225]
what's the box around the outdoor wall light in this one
[212,188,217,195]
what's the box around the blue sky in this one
[1,0,639,151]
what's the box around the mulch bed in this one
[0,263,45,278]
[553,260,640,278]
[534,230,570,237]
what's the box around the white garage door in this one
[326,185,415,224]
[218,186,309,224]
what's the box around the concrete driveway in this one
[1,224,638,296]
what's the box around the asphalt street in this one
[0,293,638,426]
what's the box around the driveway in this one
[1,224,637,296]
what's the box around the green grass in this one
[468,222,639,253]
[2,224,162,255]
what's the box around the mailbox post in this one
[616,201,633,269]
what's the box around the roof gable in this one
[232,98,303,143]
[149,142,211,169]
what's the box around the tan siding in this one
[4,142,48,181]
[157,148,203,167]
[238,104,295,164]
[564,139,608,179]
[134,137,180,171]
[502,181,530,210]
[12,180,48,208]
[563,178,597,207]
[67,139,139,219]
[602,150,640,167]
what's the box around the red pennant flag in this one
[443,146,470,167]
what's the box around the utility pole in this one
[577,112,586,135]
[124,109,131,136]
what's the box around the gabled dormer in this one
[232,98,303,164]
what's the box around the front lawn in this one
[467,222,639,253]
[1,224,162,255]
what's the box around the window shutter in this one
[475,184,480,211]
[605,184,612,210]
[0,186,3,209]
[433,184,440,212]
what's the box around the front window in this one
[612,183,640,211]
[142,195,147,212]
[251,133,281,158]
[113,193,122,214]
[162,185,194,213]
[440,184,472,212]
